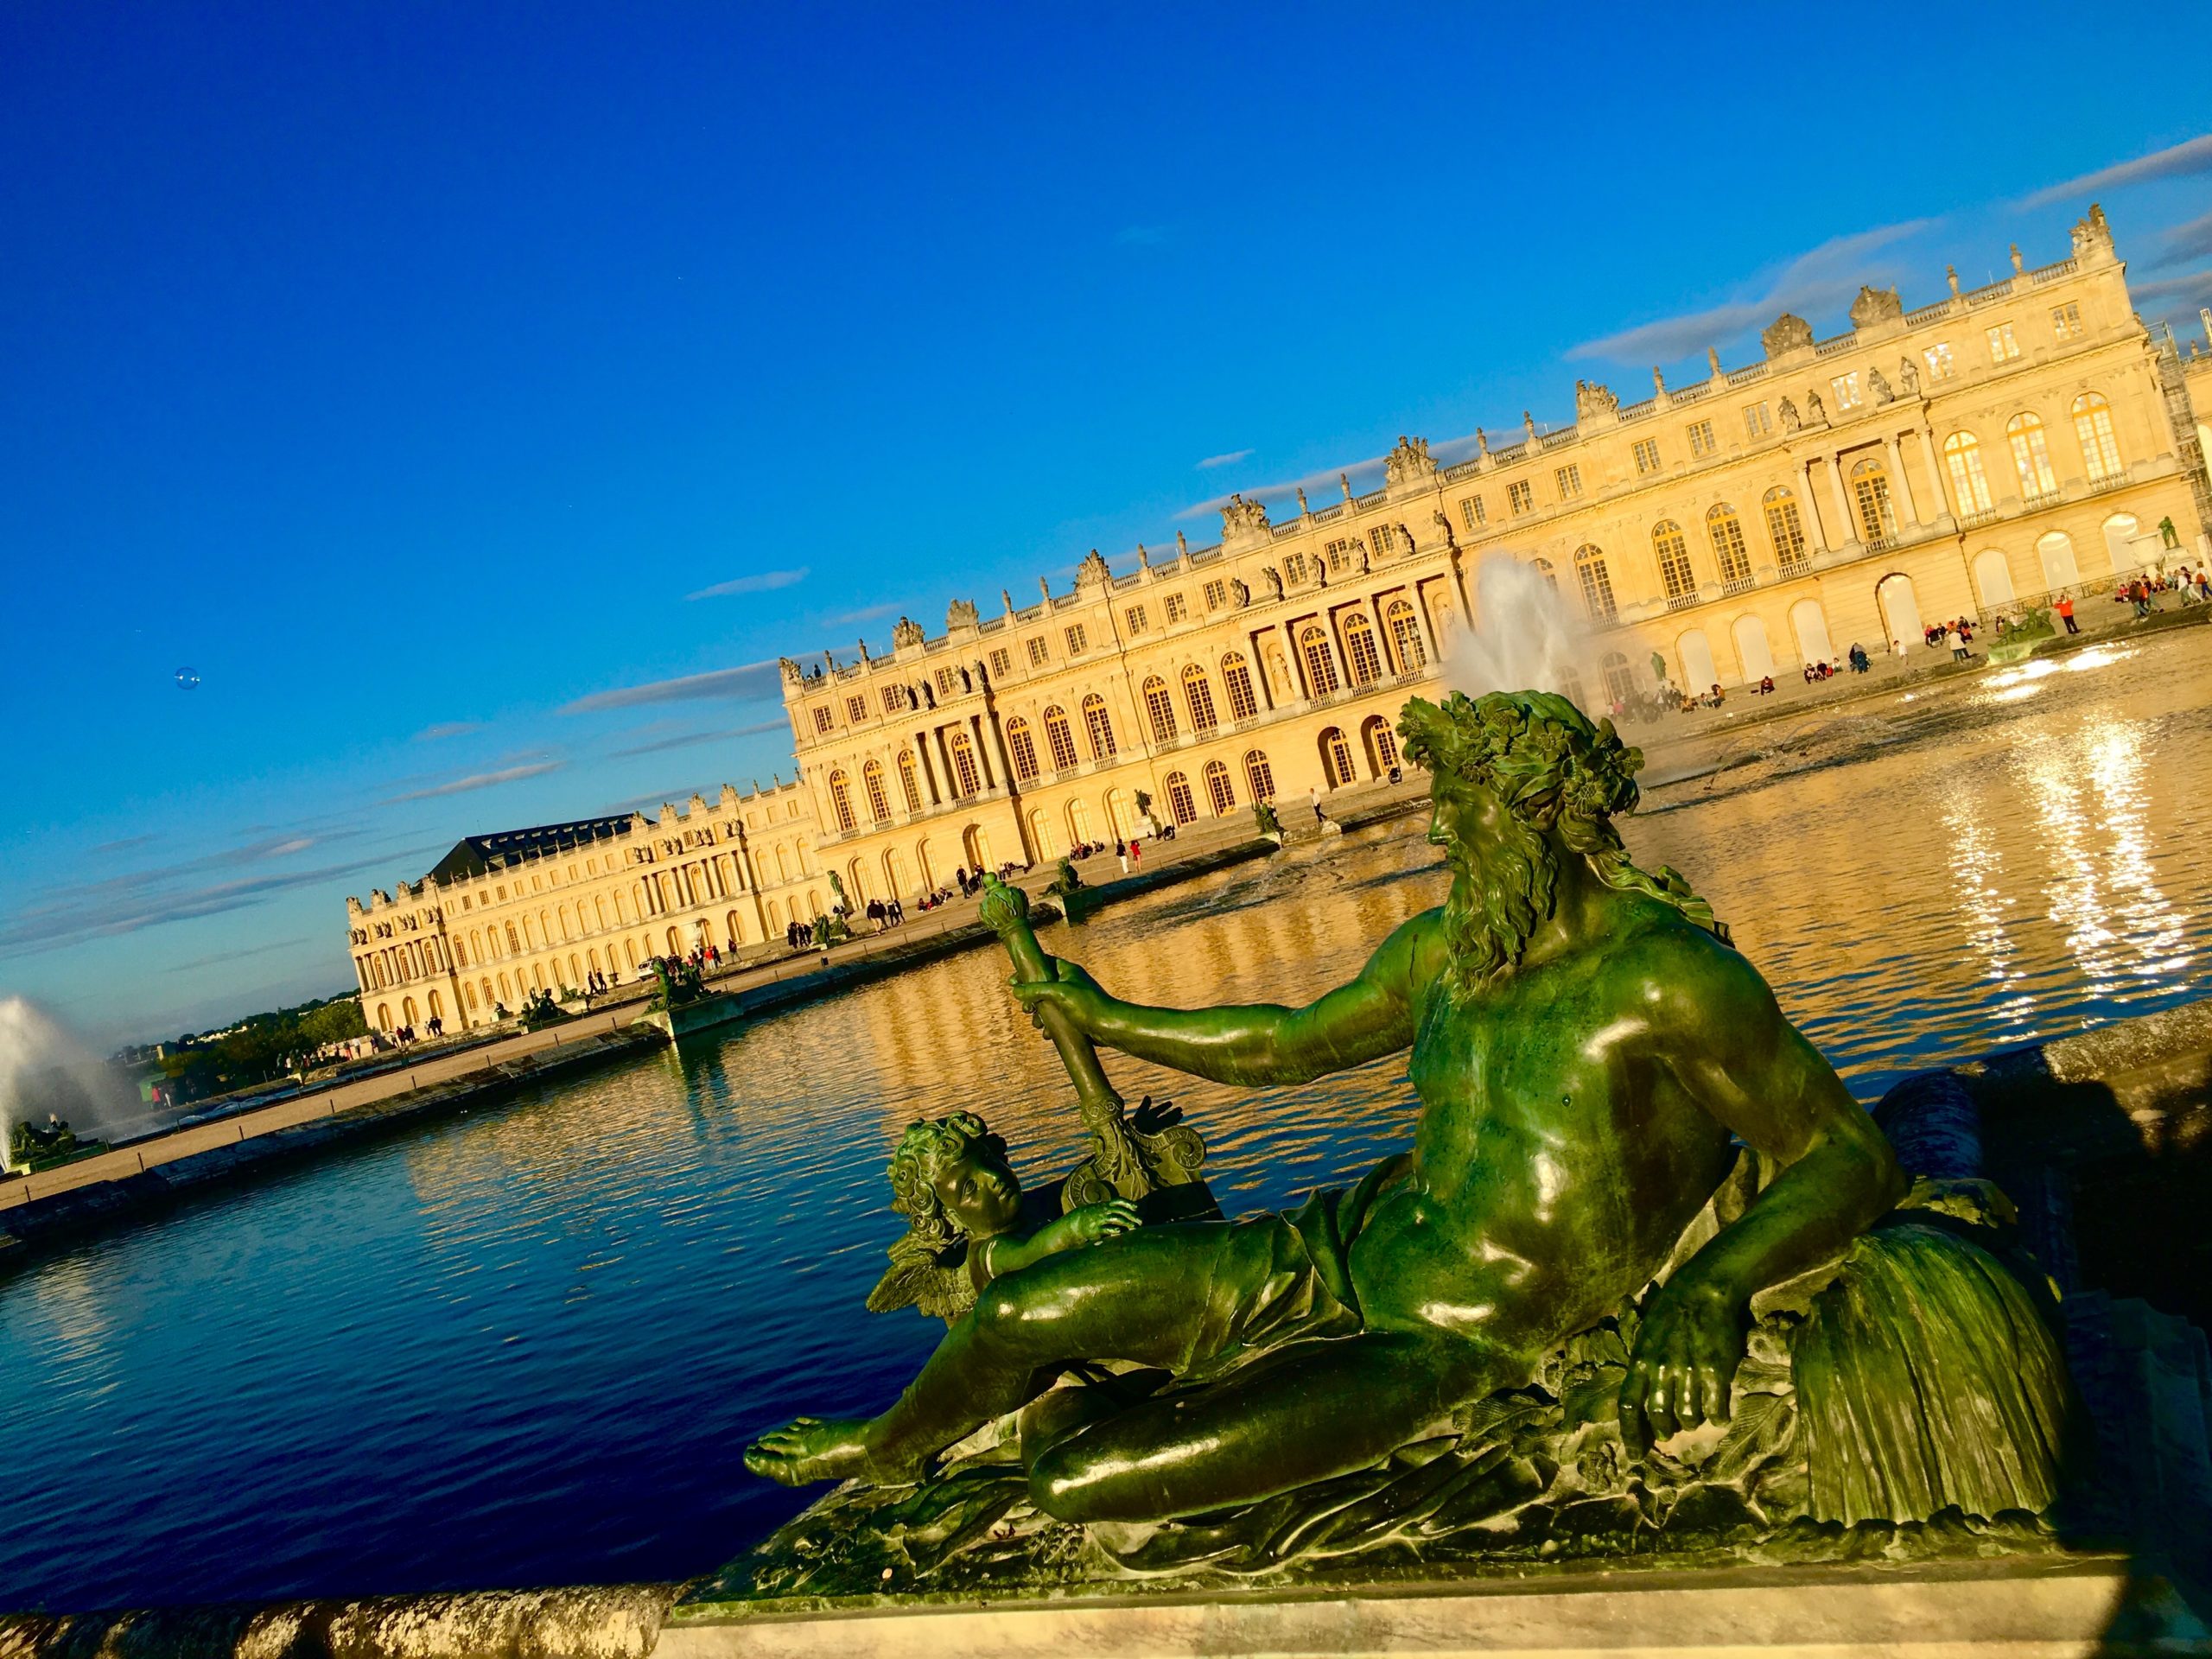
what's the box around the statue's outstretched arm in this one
[1012,912,1431,1087]
[1619,931,1907,1444]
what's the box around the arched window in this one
[1573,545,1617,622]
[827,772,855,833]
[1221,652,1258,721]
[947,730,982,797]
[1849,455,1897,543]
[1081,694,1116,760]
[1341,612,1383,686]
[1141,676,1177,743]
[1243,749,1277,802]
[2007,411,2057,497]
[2072,392,2122,482]
[1943,431,1993,515]
[1299,625,1340,695]
[1163,770,1198,824]
[897,750,922,811]
[861,760,891,823]
[1530,557,1559,593]
[1762,487,1808,575]
[1203,759,1236,816]
[1600,650,1635,705]
[1652,520,1696,607]
[1362,715,1399,774]
[1042,705,1077,771]
[1319,728,1356,788]
[1181,664,1218,732]
[1707,504,1752,590]
[1004,719,1039,782]
[1384,599,1427,671]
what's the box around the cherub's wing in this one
[865,1257,944,1315]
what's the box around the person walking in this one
[1309,785,1326,829]
[2056,592,2077,634]
[1128,836,1142,874]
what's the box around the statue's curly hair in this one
[1398,690,1729,946]
[886,1111,1007,1251]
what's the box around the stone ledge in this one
[659,1555,2206,1658]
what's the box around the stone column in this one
[913,730,943,804]
[1322,613,1351,693]
[1915,426,1948,519]
[932,726,956,797]
[986,709,1019,798]
[1884,435,1919,527]
[1823,454,1855,545]
[969,714,997,789]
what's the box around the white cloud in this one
[823,601,906,626]
[1567,219,1937,365]
[410,721,482,742]
[685,567,810,601]
[381,761,565,804]
[607,720,788,759]
[1197,448,1254,470]
[2152,208,2212,270]
[2021,135,2212,208]
[558,659,785,714]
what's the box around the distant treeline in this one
[158,995,367,1098]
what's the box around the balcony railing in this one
[1958,508,2001,531]
[1665,591,1700,613]
[2018,489,2065,512]
[1721,573,1758,595]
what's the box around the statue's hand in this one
[1009,959,1107,1036]
[1129,1094,1183,1135]
[1058,1198,1141,1249]
[1618,1281,1746,1452]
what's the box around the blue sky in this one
[3,4,2209,1047]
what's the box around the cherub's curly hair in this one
[886,1111,1007,1251]
[1398,690,1728,963]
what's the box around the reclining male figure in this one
[747,691,1904,1526]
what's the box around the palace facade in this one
[346,207,2211,1034]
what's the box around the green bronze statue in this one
[744,691,1954,1529]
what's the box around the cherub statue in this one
[862,1111,1145,1324]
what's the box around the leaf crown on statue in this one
[1397,690,1730,947]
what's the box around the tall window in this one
[1744,402,1771,439]
[1707,505,1751,588]
[812,707,833,735]
[1762,487,1808,574]
[898,750,922,811]
[1004,719,1039,783]
[934,666,961,700]
[1554,463,1582,499]
[1688,419,1718,456]
[1850,456,1897,542]
[1321,728,1356,788]
[1987,322,2020,364]
[1042,705,1077,771]
[1507,479,1533,515]
[1203,760,1236,816]
[1653,519,1696,606]
[1163,771,1198,825]
[1601,651,1635,705]
[1829,373,1862,411]
[1371,523,1402,557]
[2052,302,2082,340]
[1243,750,1277,802]
[1064,624,1088,656]
[1632,437,1661,474]
[1281,552,1308,584]
[1924,342,1955,380]
[1164,593,1187,623]
[1182,663,1219,731]
[1385,598,1427,671]
[1141,676,1178,742]
[1341,612,1383,685]
[1125,605,1148,636]
[1531,557,1559,593]
[2007,411,2057,497]
[1300,624,1340,695]
[2072,392,2122,481]
[1081,694,1116,760]
[845,695,867,724]
[988,648,1011,677]
[861,760,890,823]
[1027,636,1050,667]
[1222,652,1259,721]
[881,685,907,715]
[948,731,981,797]
[828,772,855,833]
[1459,495,1487,531]
[1943,431,1993,514]
[1203,579,1228,609]
[1573,544,1616,621]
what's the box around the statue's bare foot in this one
[744,1416,890,1486]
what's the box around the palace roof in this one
[422,814,638,884]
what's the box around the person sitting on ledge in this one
[746,691,1904,1524]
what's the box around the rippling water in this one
[3,630,2209,1611]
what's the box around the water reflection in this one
[2,631,2210,1611]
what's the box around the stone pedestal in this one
[662,1555,2208,1658]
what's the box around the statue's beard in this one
[1441,814,1560,999]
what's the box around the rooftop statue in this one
[733,691,2069,1596]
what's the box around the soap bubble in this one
[174,667,200,691]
